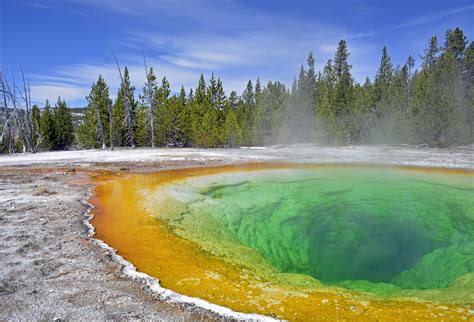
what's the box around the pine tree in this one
[422,36,440,69]
[178,86,187,106]
[134,104,149,147]
[53,97,74,150]
[375,46,393,101]
[182,87,195,146]
[318,59,336,120]
[444,27,467,61]
[31,105,41,148]
[463,41,474,141]
[195,74,206,104]
[112,66,136,147]
[228,90,239,109]
[142,67,158,147]
[403,55,415,111]
[208,73,218,106]
[155,77,170,146]
[297,65,306,94]
[333,40,354,143]
[374,46,393,120]
[252,78,264,145]
[122,67,136,147]
[242,80,254,106]
[215,78,227,131]
[290,60,315,143]
[412,49,469,147]
[239,80,255,145]
[79,103,97,148]
[257,81,288,145]
[223,107,240,147]
[464,41,474,82]
[112,90,125,147]
[205,75,227,145]
[306,52,316,93]
[40,100,56,150]
[165,96,185,146]
[195,107,218,148]
[356,77,376,143]
[306,52,318,138]
[79,75,112,149]
[178,86,192,146]
[334,41,351,84]
[387,56,416,143]
[189,75,206,146]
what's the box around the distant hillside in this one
[69,107,85,128]
[2,107,84,129]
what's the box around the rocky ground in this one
[0,165,227,321]
[0,145,472,169]
[0,145,472,321]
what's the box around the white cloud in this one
[31,59,219,106]
[15,0,474,108]
[24,1,55,10]
[30,29,380,106]
[24,0,388,106]
[161,56,216,70]
[30,84,89,105]
[391,5,474,31]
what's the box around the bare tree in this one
[0,70,24,152]
[33,115,43,151]
[8,77,27,152]
[0,70,16,153]
[0,67,40,154]
[108,100,114,151]
[21,68,35,152]
[0,70,10,147]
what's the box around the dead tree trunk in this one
[0,71,10,150]
[94,101,106,150]
[21,68,35,153]
[0,74,15,154]
[7,80,28,152]
[108,100,114,151]
[1,67,44,154]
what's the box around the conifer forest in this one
[1,27,473,153]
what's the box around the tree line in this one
[0,66,75,153]
[1,27,472,153]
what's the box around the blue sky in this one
[1,0,473,106]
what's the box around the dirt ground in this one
[0,162,231,321]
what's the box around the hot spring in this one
[90,164,474,320]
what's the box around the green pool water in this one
[146,166,474,299]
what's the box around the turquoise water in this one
[151,167,474,295]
